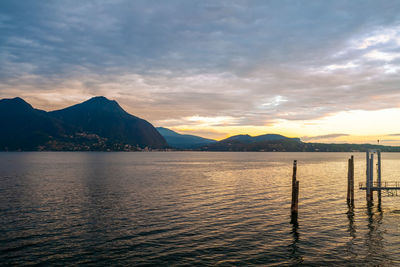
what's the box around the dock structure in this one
[359,150,400,202]
[290,152,400,223]
[359,181,400,192]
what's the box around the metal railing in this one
[359,181,400,189]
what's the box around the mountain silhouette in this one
[221,134,300,143]
[0,96,166,150]
[4,97,400,152]
[0,97,69,150]
[203,133,303,151]
[50,96,166,148]
[156,127,216,148]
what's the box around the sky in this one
[1,1,400,143]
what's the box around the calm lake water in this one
[1,152,400,266]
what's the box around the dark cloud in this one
[171,128,227,140]
[302,133,349,142]
[1,0,400,127]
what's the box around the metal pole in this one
[378,150,382,202]
[370,154,374,187]
[369,154,374,201]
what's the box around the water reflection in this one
[365,202,387,265]
[347,204,356,239]
[79,153,130,243]
[346,203,357,263]
[3,152,400,265]
[289,220,303,265]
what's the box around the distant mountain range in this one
[2,96,400,152]
[202,133,304,151]
[221,134,300,143]
[156,127,216,149]
[155,129,400,152]
[0,96,167,151]
[201,135,400,152]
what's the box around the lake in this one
[1,152,400,266]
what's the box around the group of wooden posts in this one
[290,150,385,221]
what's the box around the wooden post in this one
[350,155,354,205]
[366,151,370,201]
[347,155,355,205]
[347,158,351,204]
[292,181,299,213]
[291,160,299,222]
[292,160,297,187]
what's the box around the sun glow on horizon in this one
[166,108,400,145]
[3,1,400,147]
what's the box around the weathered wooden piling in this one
[350,156,354,205]
[347,155,354,205]
[292,160,297,187]
[347,158,351,202]
[291,160,299,221]
[292,180,299,213]
[366,151,370,201]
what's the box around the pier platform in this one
[359,181,400,191]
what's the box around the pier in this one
[359,181,400,195]
[359,150,400,201]
[290,150,400,219]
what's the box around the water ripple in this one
[1,152,400,265]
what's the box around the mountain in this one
[0,96,167,151]
[203,133,302,151]
[221,134,300,143]
[0,97,69,150]
[4,96,400,152]
[49,96,166,149]
[156,127,216,149]
[201,133,400,152]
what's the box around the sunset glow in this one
[2,1,400,143]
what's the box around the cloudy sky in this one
[1,1,400,143]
